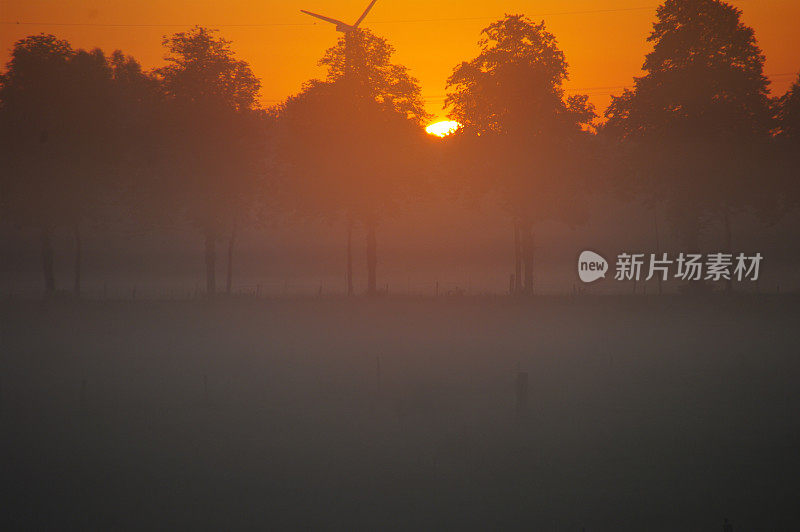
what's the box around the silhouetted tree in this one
[445,15,595,295]
[777,74,800,140]
[775,73,800,212]
[0,35,135,296]
[0,35,70,295]
[318,29,428,122]
[278,29,429,296]
[604,0,773,285]
[154,26,263,296]
[109,52,174,232]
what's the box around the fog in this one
[2,296,799,529]
[3,193,800,298]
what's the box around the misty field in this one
[1,296,799,530]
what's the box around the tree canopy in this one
[152,26,267,295]
[0,34,146,293]
[604,0,773,249]
[276,28,429,295]
[317,28,428,125]
[444,14,595,294]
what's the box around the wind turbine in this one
[301,0,379,79]
[301,0,379,35]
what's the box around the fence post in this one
[515,371,528,419]
[376,356,381,397]
[80,378,87,411]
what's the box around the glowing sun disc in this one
[425,120,461,137]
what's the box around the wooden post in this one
[376,356,381,397]
[515,371,528,419]
[654,212,663,295]
[80,378,87,411]
[346,221,354,296]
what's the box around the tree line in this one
[1,0,799,297]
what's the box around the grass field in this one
[1,295,799,530]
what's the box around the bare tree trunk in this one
[654,212,662,295]
[73,223,81,297]
[682,215,703,294]
[513,219,522,295]
[723,207,733,293]
[40,227,55,296]
[204,230,216,297]
[226,221,237,295]
[346,218,354,296]
[366,222,377,296]
[522,223,534,295]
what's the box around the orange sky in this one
[2,0,799,122]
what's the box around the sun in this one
[425,120,461,137]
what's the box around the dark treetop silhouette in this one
[276,28,429,296]
[154,26,266,296]
[0,35,148,296]
[444,14,595,295]
[603,0,775,279]
[775,73,800,213]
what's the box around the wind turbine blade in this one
[353,0,378,27]
[300,10,350,28]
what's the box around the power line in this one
[364,6,659,25]
[418,72,797,101]
[0,5,660,29]
[0,21,311,28]
[0,0,766,29]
